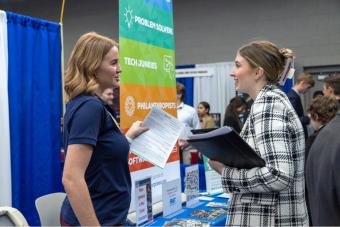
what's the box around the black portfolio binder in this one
[188,127,265,169]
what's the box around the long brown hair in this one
[64,32,117,102]
[223,96,246,130]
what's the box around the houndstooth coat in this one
[221,85,309,226]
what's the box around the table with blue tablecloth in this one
[149,193,228,226]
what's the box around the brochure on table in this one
[203,155,223,195]
[135,177,153,226]
[184,165,200,208]
[162,178,182,217]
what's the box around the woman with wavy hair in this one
[306,95,339,155]
[209,40,309,226]
[223,96,246,133]
[60,32,148,226]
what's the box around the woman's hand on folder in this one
[208,159,226,175]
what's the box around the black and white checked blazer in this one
[221,85,309,226]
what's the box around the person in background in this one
[241,94,254,123]
[209,40,308,226]
[323,74,340,106]
[306,105,340,225]
[61,32,148,226]
[112,87,120,122]
[286,72,315,139]
[100,88,116,121]
[304,96,338,225]
[312,90,323,99]
[196,101,215,163]
[197,101,216,129]
[307,90,325,136]
[100,88,114,106]
[222,96,246,133]
[306,96,338,156]
[176,82,200,130]
[176,82,200,164]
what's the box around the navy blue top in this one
[286,89,309,139]
[61,95,131,226]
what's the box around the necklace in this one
[105,109,121,130]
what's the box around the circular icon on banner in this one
[125,96,135,117]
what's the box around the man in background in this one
[176,82,200,164]
[286,72,315,139]
[323,74,340,106]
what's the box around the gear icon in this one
[125,96,135,117]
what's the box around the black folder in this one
[188,126,265,169]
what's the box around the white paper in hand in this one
[130,107,185,168]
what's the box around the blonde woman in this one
[60,32,147,226]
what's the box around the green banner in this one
[119,0,178,210]
[120,37,175,86]
[119,0,174,49]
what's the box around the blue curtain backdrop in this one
[7,12,62,225]
[176,65,194,106]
